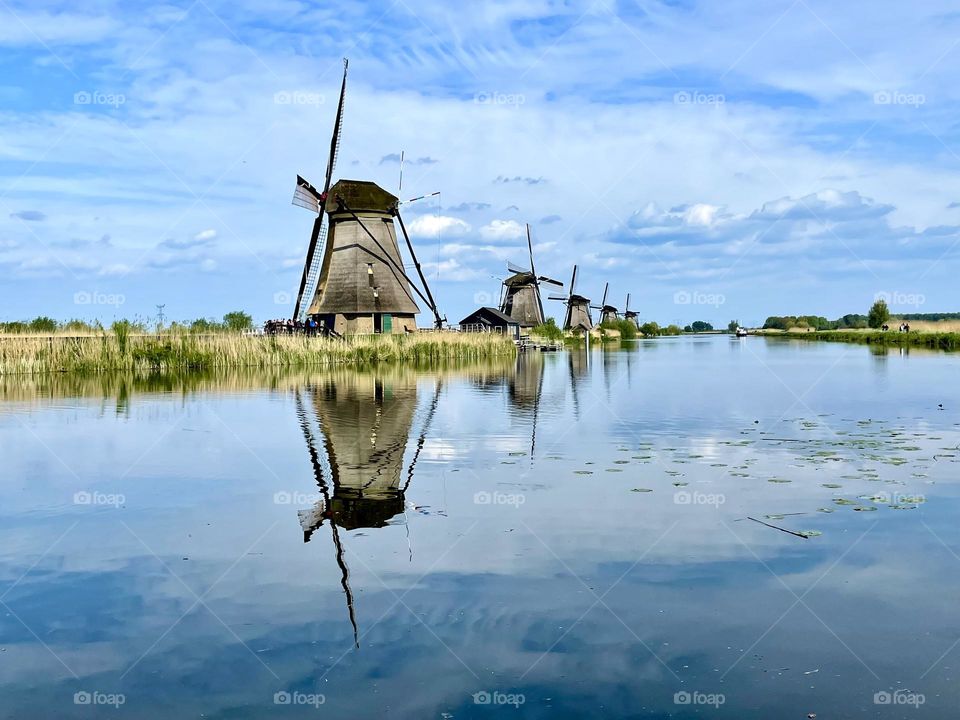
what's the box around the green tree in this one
[662,324,683,336]
[868,299,890,329]
[223,311,253,332]
[532,317,563,341]
[615,318,637,339]
[728,320,739,332]
[639,321,660,337]
[190,317,221,333]
[29,316,57,333]
[690,321,713,332]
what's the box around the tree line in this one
[0,312,254,335]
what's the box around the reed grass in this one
[0,331,517,376]
[776,330,960,351]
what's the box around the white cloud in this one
[423,258,483,281]
[194,229,217,241]
[479,219,525,241]
[406,215,470,239]
[98,263,133,276]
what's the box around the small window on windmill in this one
[372,286,380,299]
[367,263,374,287]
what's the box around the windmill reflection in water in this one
[294,369,442,648]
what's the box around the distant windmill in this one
[290,59,442,334]
[498,224,563,328]
[592,283,619,325]
[624,293,639,330]
[548,264,593,333]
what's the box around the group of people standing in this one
[263,318,323,335]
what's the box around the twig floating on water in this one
[747,516,809,539]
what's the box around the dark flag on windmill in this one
[498,224,563,328]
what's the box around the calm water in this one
[2,336,959,718]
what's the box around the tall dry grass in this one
[0,331,517,376]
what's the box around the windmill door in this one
[382,314,393,333]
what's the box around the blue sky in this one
[2,0,960,328]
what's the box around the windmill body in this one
[307,180,420,335]
[563,294,593,332]
[498,224,562,329]
[593,282,619,325]
[501,272,545,328]
[550,264,593,333]
[624,293,640,330]
[599,306,620,325]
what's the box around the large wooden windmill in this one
[592,283,619,325]
[549,264,593,333]
[498,224,562,328]
[624,293,639,330]
[290,60,442,335]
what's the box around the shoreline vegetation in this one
[764,329,960,351]
[0,331,517,376]
[758,306,960,350]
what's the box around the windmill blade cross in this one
[506,261,528,275]
[537,275,563,287]
[547,294,568,301]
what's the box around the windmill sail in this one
[293,59,349,322]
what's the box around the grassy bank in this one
[0,332,517,376]
[774,330,960,351]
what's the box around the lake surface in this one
[2,335,959,718]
